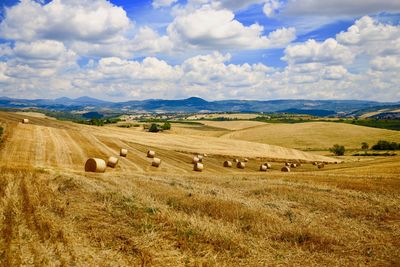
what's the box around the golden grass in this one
[193,120,265,130]
[221,121,400,150]
[1,111,399,265]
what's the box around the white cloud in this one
[152,0,178,9]
[0,0,130,42]
[283,39,354,65]
[336,16,400,56]
[167,5,296,50]
[283,0,400,17]
[263,0,281,17]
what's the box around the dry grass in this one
[221,121,400,150]
[192,120,265,130]
[1,111,399,266]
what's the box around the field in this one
[0,111,399,266]
[220,121,400,150]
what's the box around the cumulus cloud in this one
[0,0,130,42]
[283,39,354,65]
[168,5,296,50]
[336,16,400,56]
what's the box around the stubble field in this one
[0,111,399,266]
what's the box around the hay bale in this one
[120,148,128,157]
[244,158,249,162]
[318,163,325,169]
[193,162,203,172]
[107,156,119,168]
[197,155,203,162]
[281,166,290,172]
[223,160,232,167]
[192,156,200,164]
[291,163,297,168]
[312,162,318,165]
[203,153,208,157]
[85,158,106,173]
[237,162,245,169]
[233,158,239,163]
[147,150,155,158]
[22,119,29,124]
[285,162,291,167]
[152,158,161,167]
[259,164,267,172]
[264,163,272,169]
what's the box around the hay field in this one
[221,121,400,150]
[0,111,399,266]
[187,113,259,120]
[192,120,265,130]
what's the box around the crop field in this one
[0,111,399,266]
[220,121,400,150]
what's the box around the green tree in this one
[148,123,159,133]
[329,144,345,156]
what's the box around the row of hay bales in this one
[85,148,335,173]
[85,148,162,173]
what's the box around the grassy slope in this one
[1,112,399,265]
[221,121,400,150]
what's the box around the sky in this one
[0,0,399,101]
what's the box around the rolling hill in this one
[0,111,399,266]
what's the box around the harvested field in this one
[0,111,399,266]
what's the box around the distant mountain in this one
[0,96,398,116]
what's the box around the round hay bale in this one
[152,158,161,167]
[107,156,119,168]
[233,158,239,163]
[244,158,249,162]
[147,150,155,158]
[281,166,290,172]
[291,163,297,168]
[264,163,272,169]
[223,160,232,167]
[197,155,203,162]
[285,162,291,167]
[334,161,338,164]
[22,118,29,124]
[259,164,267,172]
[85,158,106,173]
[193,162,203,172]
[192,156,200,164]
[120,148,128,157]
[318,163,325,169]
[237,162,245,169]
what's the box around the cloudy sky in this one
[0,0,399,101]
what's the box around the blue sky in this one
[0,0,399,101]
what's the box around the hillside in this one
[221,121,400,150]
[0,112,399,266]
[1,96,398,114]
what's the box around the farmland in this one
[0,111,399,266]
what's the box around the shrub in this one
[329,144,345,156]
[162,122,171,130]
[148,123,160,133]
[371,140,399,150]
[361,142,369,150]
